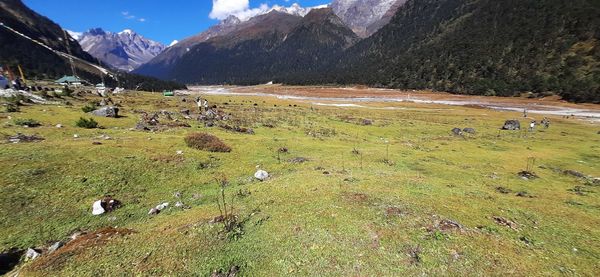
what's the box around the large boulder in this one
[502,120,520,130]
[91,106,119,118]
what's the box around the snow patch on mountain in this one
[211,1,329,22]
[66,30,82,40]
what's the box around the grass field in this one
[1,89,599,276]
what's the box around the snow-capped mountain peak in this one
[66,30,82,40]
[331,0,406,37]
[76,28,166,72]
[119,29,134,35]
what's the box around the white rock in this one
[55,124,63,128]
[175,201,184,207]
[25,248,41,261]
[254,170,269,181]
[92,200,105,215]
[156,202,169,211]
[176,150,183,155]
[73,134,79,138]
[48,241,63,253]
[148,208,159,215]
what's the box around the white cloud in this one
[209,0,250,20]
[122,11,147,23]
[209,1,327,21]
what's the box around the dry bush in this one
[185,133,231,152]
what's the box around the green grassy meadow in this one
[1,91,599,276]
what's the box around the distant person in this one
[542,117,550,129]
[195,97,202,112]
[203,99,209,113]
[523,109,528,118]
[13,77,23,90]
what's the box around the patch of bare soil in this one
[342,192,369,203]
[29,227,135,271]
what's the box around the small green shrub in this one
[82,102,97,113]
[6,94,27,106]
[185,133,231,152]
[14,118,41,127]
[58,86,74,97]
[75,117,99,129]
[6,104,19,112]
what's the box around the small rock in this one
[73,134,79,138]
[288,157,309,163]
[92,200,105,215]
[496,186,512,194]
[175,201,184,208]
[516,191,534,198]
[174,191,182,198]
[48,241,63,253]
[362,119,373,126]
[91,197,121,215]
[463,128,476,134]
[148,208,159,215]
[156,202,169,211]
[254,170,269,181]
[493,216,518,230]
[518,171,538,180]
[92,141,102,145]
[70,231,83,241]
[563,169,586,178]
[55,124,63,128]
[502,120,521,130]
[176,150,183,155]
[451,128,462,136]
[25,248,41,261]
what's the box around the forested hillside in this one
[333,0,600,102]
[166,9,358,85]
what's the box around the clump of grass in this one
[6,103,19,112]
[75,117,99,129]
[185,133,231,152]
[13,118,41,127]
[57,86,74,97]
[81,102,98,113]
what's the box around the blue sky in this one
[23,0,330,45]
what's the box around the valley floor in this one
[1,86,600,276]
